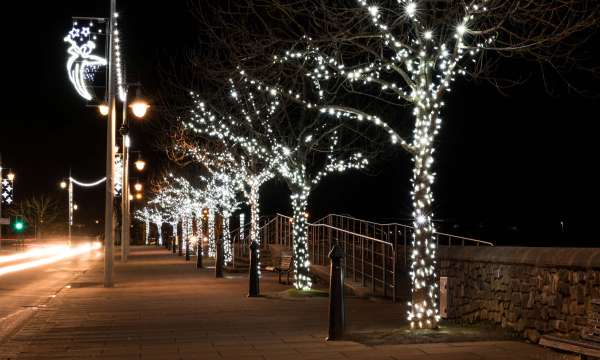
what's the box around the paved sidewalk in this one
[0,247,573,359]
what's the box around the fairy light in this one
[112,12,126,101]
[208,210,216,258]
[239,213,245,242]
[405,2,417,17]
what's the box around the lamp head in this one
[98,103,109,116]
[129,88,149,118]
[134,159,146,171]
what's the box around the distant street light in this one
[134,182,142,192]
[98,103,110,116]
[73,204,78,211]
[134,154,146,171]
[129,88,149,119]
[60,180,67,189]
[135,193,143,200]
[7,172,15,181]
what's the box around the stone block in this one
[511,292,522,306]
[525,328,541,343]
[526,292,535,308]
[559,282,570,296]
[559,269,569,282]
[569,301,578,316]
[540,307,549,320]
[517,317,528,332]
[551,320,567,332]
[576,286,585,304]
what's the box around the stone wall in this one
[439,247,600,343]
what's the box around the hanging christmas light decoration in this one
[64,20,106,101]
[1,178,13,205]
[112,12,126,101]
[114,153,123,197]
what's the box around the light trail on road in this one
[0,246,67,264]
[0,242,101,276]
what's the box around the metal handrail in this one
[229,212,492,300]
[314,213,493,247]
[309,223,392,246]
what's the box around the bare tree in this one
[9,194,60,240]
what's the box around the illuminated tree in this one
[184,72,373,290]
[231,0,599,328]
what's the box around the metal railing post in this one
[383,244,387,298]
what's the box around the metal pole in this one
[248,241,260,297]
[68,171,73,246]
[104,0,116,288]
[215,237,224,278]
[327,244,345,341]
[0,153,3,250]
[120,91,129,262]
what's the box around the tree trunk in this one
[290,187,312,290]
[171,222,177,253]
[145,219,150,245]
[157,223,163,246]
[249,180,260,245]
[249,180,261,273]
[223,214,232,265]
[408,108,440,329]
[208,210,216,258]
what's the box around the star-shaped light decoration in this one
[81,27,90,37]
[69,27,80,39]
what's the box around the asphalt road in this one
[0,240,100,340]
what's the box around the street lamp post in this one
[68,172,73,246]
[120,93,130,262]
[0,154,16,251]
[119,85,148,263]
[0,153,3,249]
[104,0,117,288]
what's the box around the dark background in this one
[1,1,598,246]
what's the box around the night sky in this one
[2,1,598,247]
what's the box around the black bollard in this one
[185,239,191,261]
[248,241,260,297]
[326,244,345,341]
[215,238,224,278]
[196,242,203,269]
[178,237,183,256]
[172,237,177,254]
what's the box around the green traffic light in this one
[13,220,25,233]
